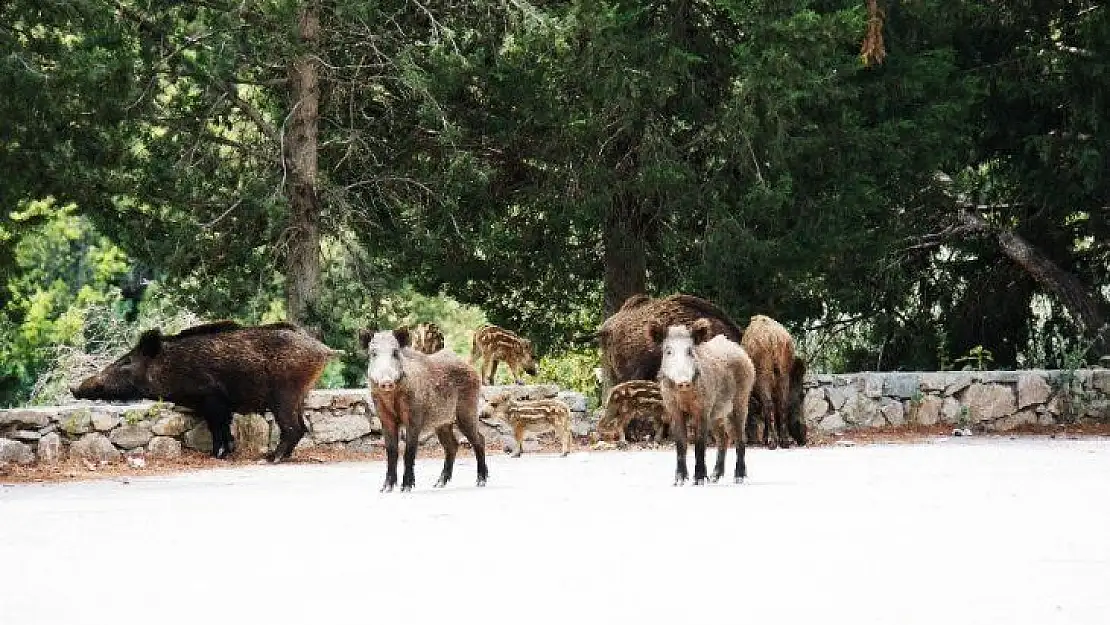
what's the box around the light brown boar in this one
[470,324,538,384]
[648,319,756,485]
[597,380,668,445]
[480,392,572,457]
[72,321,339,462]
[741,315,807,449]
[361,327,488,492]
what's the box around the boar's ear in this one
[358,329,373,350]
[138,329,163,358]
[393,326,411,348]
[644,320,667,345]
[691,319,714,345]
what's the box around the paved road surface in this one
[2,437,1108,624]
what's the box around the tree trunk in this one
[959,209,1107,355]
[284,0,322,328]
[602,194,647,316]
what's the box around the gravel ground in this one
[1,436,1108,625]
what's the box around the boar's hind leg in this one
[201,397,235,459]
[711,421,729,483]
[455,414,488,487]
[434,424,458,488]
[267,391,309,463]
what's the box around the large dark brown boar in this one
[741,315,806,449]
[648,319,755,486]
[361,326,488,492]
[596,294,743,388]
[71,321,339,462]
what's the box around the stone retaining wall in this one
[803,369,1110,434]
[2,368,1108,466]
[0,385,593,466]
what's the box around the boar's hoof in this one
[734,476,745,485]
[693,477,708,486]
[433,474,450,488]
[476,476,487,487]
[560,451,569,457]
[511,450,522,458]
[673,475,686,487]
[380,480,395,493]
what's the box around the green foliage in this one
[536,347,604,409]
[954,345,994,372]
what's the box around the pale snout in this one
[374,381,398,393]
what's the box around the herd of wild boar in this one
[72,293,806,491]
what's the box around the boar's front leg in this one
[401,421,420,492]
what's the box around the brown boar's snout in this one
[675,381,694,392]
[375,381,398,393]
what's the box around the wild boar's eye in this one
[664,347,673,356]
[686,347,693,357]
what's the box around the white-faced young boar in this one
[361,327,488,492]
[648,319,755,486]
[71,321,339,462]
[470,324,538,384]
[597,380,668,445]
[741,315,807,449]
[480,391,572,457]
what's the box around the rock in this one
[570,417,593,438]
[879,398,905,426]
[37,423,57,436]
[69,433,121,462]
[232,413,272,456]
[58,410,94,436]
[844,396,883,427]
[91,411,121,432]
[912,396,942,426]
[294,437,316,451]
[10,430,41,442]
[1037,411,1056,426]
[943,378,971,397]
[817,412,847,433]
[919,373,949,392]
[367,416,382,434]
[0,408,52,428]
[344,437,379,455]
[991,410,1038,431]
[147,436,182,459]
[804,388,830,425]
[961,383,1017,423]
[481,384,559,402]
[37,432,62,463]
[1017,374,1052,409]
[1090,370,1110,394]
[1083,400,1110,422]
[940,397,963,424]
[110,422,153,450]
[824,387,851,411]
[557,391,588,413]
[151,414,196,437]
[307,413,372,444]
[862,375,883,399]
[183,423,213,454]
[883,373,921,400]
[0,438,34,465]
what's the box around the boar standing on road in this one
[362,327,488,492]
[648,319,756,486]
[480,391,573,457]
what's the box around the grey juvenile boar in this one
[361,327,488,492]
[72,321,339,462]
[480,391,572,457]
[648,318,755,485]
[470,324,538,384]
[597,380,668,445]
